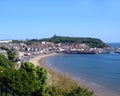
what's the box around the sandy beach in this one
[29,53,58,67]
[29,53,117,96]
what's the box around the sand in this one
[29,53,57,67]
[29,53,116,96]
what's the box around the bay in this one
[45,43,120,96]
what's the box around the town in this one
[0,39,120,96]
[0,39,112,62]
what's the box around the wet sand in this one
[29,53,117,96]
[29,53,58,67]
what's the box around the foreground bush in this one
[0,54,14,68]
[48,86,93,96]
[0,62,93,96]
[47,69,93,96]
[0,62,48,96]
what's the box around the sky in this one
[0,0,120,42]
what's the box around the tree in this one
[0,46,15,61]
[7,50,15,61]
[39,36,108,48]
[0,62,48,96]
[0,54,13,68]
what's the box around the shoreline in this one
[29,53,58,67]
[29,53,117,96]
[29,53,97,96]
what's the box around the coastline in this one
[29,53,58,67]
[29,53,116,96]
[29,53,97,96]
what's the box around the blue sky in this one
[0,0,120,42]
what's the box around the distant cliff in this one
[40,35,108,48]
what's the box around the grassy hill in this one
[40,35,108,48]
[12,35,109,48]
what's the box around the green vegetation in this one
[7,50,15,62]
[0,54,14,68]
[12,40,23,43]
[47,71,93,96]
[0,62,48,96]
[17,35,108,48]
[0,42,94,96]
[42,64,93,96]
[0,61,93,96]
[0,46,93,96]
[41,35,108,48]
[0,46,15,61]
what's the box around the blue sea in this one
[45,43,120,96]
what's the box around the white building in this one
[0,40,12,43]
[0,49,7,57]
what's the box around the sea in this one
[45,43,120,96]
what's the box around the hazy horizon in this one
[1,35,120,43]
[0,0,120,42]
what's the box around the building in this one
[0,49,8,57]
[0,40,12,43]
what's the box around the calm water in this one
[45,43,120,96]
[107,43,120,48]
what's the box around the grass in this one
[41,64,94,96]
